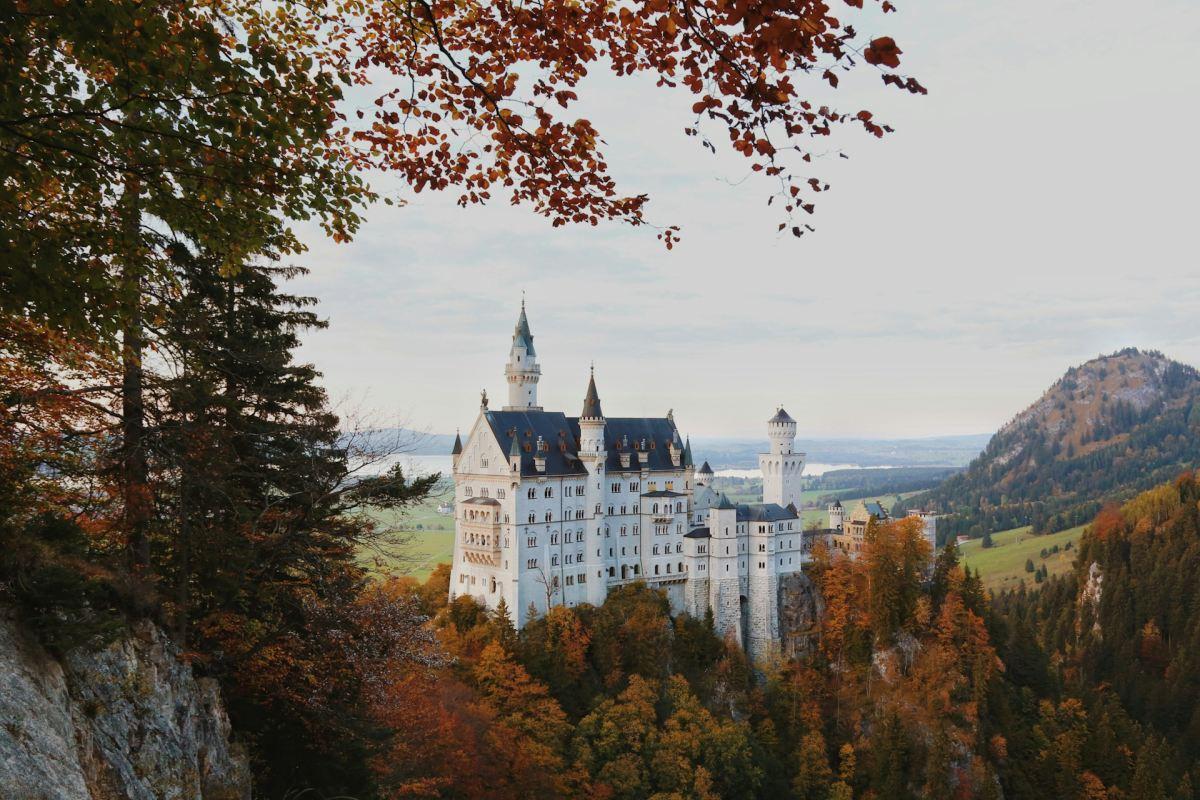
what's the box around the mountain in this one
[916,348,1200,540]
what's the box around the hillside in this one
[917,348,1200,540]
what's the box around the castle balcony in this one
[459,497,503,567]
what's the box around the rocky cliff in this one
[0,608,251,800]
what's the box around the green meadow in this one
[959,524,1086,592]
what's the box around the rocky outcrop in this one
[0,608,250,800]
[778,572,823,659]
[1079,560,1104,639]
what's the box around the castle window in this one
[544,512,552,522]
[552,555,559,566]
[620,526,627,536]
[666,481,673,491]
[634,565,640,575]
[528,488,536,499]
[666,564,671,574]
[544,487,553,498]
[527,536,537,547]
[566,575,573,586]
[481,457,489,468]
[611,482,620,493]
[678,562,683,573]
[595,504,600,515]
[565,486,572,497]
[551,533,559,545]
[465,487,473,497]
[527,558,538,569]
[653,545,659,555]
[608,566,615,577]
[480,488,488,498]
[630,482,639,492]
[620,505,626,515]
[676,543,682,553]
[528,513,536,524]
[608,505,615,515]
[654,565,660,575]
[652,503,659,514]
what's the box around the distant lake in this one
[714,463,888,479]
[355,454,886,481]
[354,453,454,479]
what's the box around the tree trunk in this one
[119,176,151,571]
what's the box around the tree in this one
[982,531,995,548]
[793,730,833,800]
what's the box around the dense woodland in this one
[914,350,1200,542]
[5,2,1200,799]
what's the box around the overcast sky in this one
[293,0,1200,440]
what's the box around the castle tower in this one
[579,367,608,606]
[503,300,541,410]
[708,493,743,648]
[746,517,780,662]
[696,461,714,487]
[828,499,844,531]
[759,407,806,508]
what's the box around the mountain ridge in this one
[915,347,1200,540]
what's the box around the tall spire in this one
[581,363,603,419]
[513,298,536,356]
[451,429,463,455]
[504,299,541,410]
[683,436,694,468]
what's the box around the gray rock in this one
[0,608,250,800]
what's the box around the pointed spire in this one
[581,364,603,419]
[716,492,736,510]
[513,299,536,356]
[683,436,694,468]
[509,434,521,457]
[451,429,463,455]
[698,460,714,476]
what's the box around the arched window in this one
[528,513,536,524]
[544,487,553,498]
[527,487,536,499]
[544,511,552,522]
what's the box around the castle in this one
[447,303,930,660]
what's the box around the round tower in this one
[767,406,797,455]
[503,299,542,410]
[760,406,806,509]
[828,499,844,531]
[579,366,606,454]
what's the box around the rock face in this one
[0,608,251,800]
[778,572,823,660]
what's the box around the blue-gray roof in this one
[736,503,798,523]
[513,304,536,356]
[483,410,683,477]
[685,527,711,539]
[769,407,794,423]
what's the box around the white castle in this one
[448,303,844,660]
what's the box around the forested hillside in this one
[988,472,1200,798]
[914,349,1200,540]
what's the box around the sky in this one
[293,0,1200,440]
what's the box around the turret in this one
[767,406,797,455]
[503,299,541,410]
[828,499,844,531]
[579,366,606,455]
[696,460,714,487]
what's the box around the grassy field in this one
[357,489,456,582]
[960,524,1086,592]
